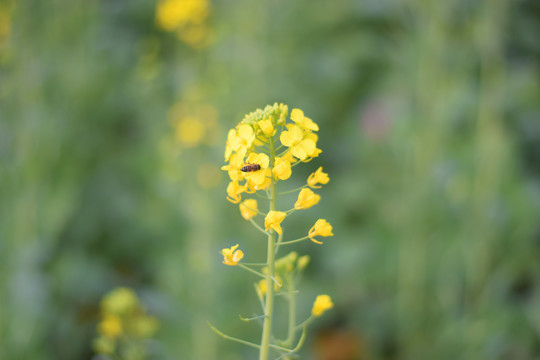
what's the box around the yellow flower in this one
[290,108,319,132]
[280,125,316,161]
[294,188,320,210]
[222,244,244,266]
[175,116,205,148]
[99,314,123,339]
[221,153,245,181]
[156,0,209,31]
[101,288,138,315]
[132,315,160,338]
[246,168,272,191]
[311,295,334,317]
[256,276,282,296]
[239,199,258,220]
[264,211,286,235]
[258,119,275,137]
[272,156,292,180]
[226,181,245,203]
[308,219,334,244]
[224,124,255,161]
[307,167,329,188]
[242,152,270,186]
[297,255,310,270]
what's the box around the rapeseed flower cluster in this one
[155,0,213,48]
[93,287,159,359]
[214,104,334,360]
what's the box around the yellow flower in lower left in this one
[99,314,123,339]
[222,244,244,266]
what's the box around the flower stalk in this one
[217,103,335,359]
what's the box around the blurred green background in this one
[1,0,540,359]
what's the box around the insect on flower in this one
[241,163,261,172]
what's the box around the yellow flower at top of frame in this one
[226,181,245,203]
[308,219,334,244]
[307,167,329,188]
[99,314,123,339]
[290,108,319,132]
[156,0,209,32]
[294,188,320,210]
[239,199,258,220]
[222,244,244,266]
[264,211,287,235]
[280,125,316,161]
[311,294,334,317]
[273,156,292,180]
[242,153,270,186]
[258,119,275,137]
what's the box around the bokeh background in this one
[1,0,540,359]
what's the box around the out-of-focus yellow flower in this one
[242,152,269,186]
[265,211,286,235]
[93,337,115,355]
[307,167,329,188]
[0,9,11,41]
[156,0,209,31]
[222,244,244,266]
[132,316,160,338]
[312,295,334,317]
[275,251,298,273]
[101,288,138,315]
[273,156,292,180]
[239,199,258,220]
[280,125,316,161]
[291,108,319,132]
[258,119,275,137]
[297,255,310,270]
[197,164,221,189]
[294,188,320,210]
[308,219,334,244]
[175,116,205,148]
[256,275,282,296]
[227,181,246,203]
[99,314,123,339]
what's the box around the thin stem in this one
[242,204,267,216]
[278,236,309,246]
[249,218,270,235]
[260,136,277,360]
[239,314,267,322]
[254,191,270,200]
[239,264,266,278]
[242,262,268,266]
[285,279,296,347]
[278,184,308,195]
[208,322,261,349]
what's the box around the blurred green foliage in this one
[1,0,539,359]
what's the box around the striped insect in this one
[241,163,261,172]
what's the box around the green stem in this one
[277,236,309,246]
[239,264,266,278]
[278,184,308,195]
[285,279,296,347]
[249,218,270,235]
[260,137,277,360]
